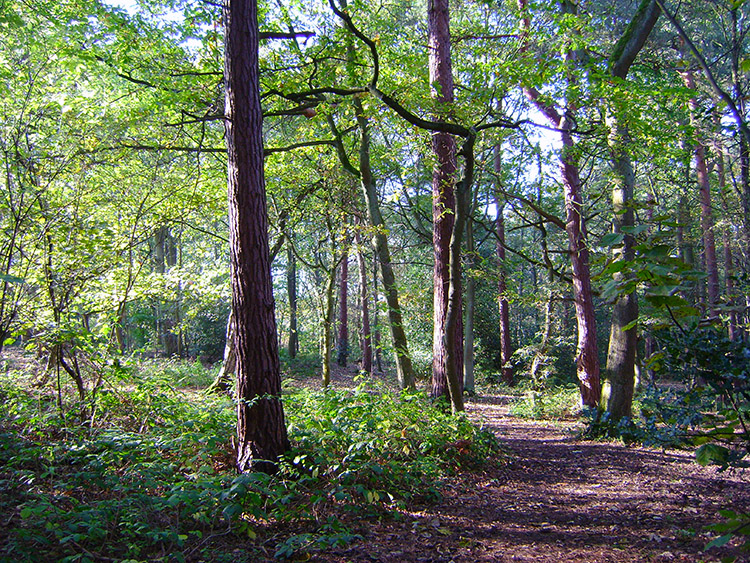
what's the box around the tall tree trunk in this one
[463,216,476,395]
[681,68,720,316]
[601,115,638,418]
[601,0,658,419]
[494,146,514,386]
[337,246,349,367]
[351,105,414,388]
[321,258,337,388]
[518,0,600,407]
[354,228,373,375]
[224,0,289,473]
[428,0,463,403]
[287,243,299,358]
[333,15,414,388]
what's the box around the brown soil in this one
[312,390,749,563]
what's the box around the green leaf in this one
[696,443,729,466]
[620,224,649,236]
[600,233,625,246]
[705,533,733,550]
[0,274,24,284]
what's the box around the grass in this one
[0,355,503,562]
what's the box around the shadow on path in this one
[321,393,749,563]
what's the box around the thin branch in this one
[259,31,315,40]
[654,0,750,144]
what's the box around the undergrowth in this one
[508,383,581,420]
[0,358,502,562]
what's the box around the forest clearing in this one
[2,0,750,560]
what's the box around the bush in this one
[0,362,503,562]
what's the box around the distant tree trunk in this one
[428,0,463,404]
[337,247,349,367]
[354,228,373,375]
[208,311,235,395]
[321,256,338,388]
[715,137,739,340]
[154,226,180,357]
[494,146,514,386]
[224,0,289,473]
[463,215,476,395]
[681,68,720,316]
[372,255,383,372]
[530,291,553,388]
[519,0,600,407]
[287,244,299,358]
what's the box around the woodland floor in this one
[298,372,749,563]
[2,353,748,562]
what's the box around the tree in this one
[337,240,349,367]
[600,0,660,419]
[494,145,514,386]
[224,0,289,472]
[518,0,600,407]
[428,0,463,405]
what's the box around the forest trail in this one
[317,391,749,563]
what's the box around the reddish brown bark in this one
[337,248,349,367]
[715,134,739,340]
[518,0,600,407]
[354,228,373,375]
[428,0,463,402]
[494,147,513,386]
[681,69,720,316]
[224,0,289,473]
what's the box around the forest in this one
[1,0,749,560]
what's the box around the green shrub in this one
[0,362,503,562]
[509,384,581,420]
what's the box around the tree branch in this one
[653,0,750,144]
[608,0,660,79]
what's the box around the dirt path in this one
[319,393,749,562]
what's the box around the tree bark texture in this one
[354,228,373,375]
[601,115,638,419]
[681,68,720,315]
[337,248,349,366]
[601,0,658,419]
[287,244,299,358]
[224,0,289,473]
[428,0,463,402]
[494,146,514,386]
[519,0,600,407]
